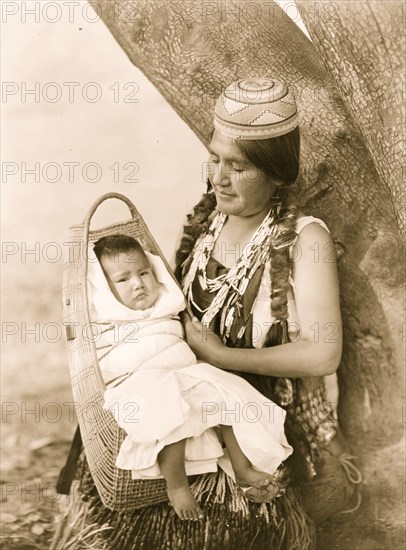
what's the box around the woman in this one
[56,78,360,550]
[176,79,360,518]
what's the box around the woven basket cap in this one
[214,78,298,140]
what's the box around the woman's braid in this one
[266,187,299,346]
[174,191,217,281]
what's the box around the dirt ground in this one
[1,272,404,550]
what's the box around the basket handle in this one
[83,192,139,248]
[75,193,140,342]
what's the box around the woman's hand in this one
[182,312,224,365]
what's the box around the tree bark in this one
[96,0,404,452]
[297,0,405,238]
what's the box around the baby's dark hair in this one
[93,234,145,261]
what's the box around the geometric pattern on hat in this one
[249,109,286,125]
[214,78,299,140]
[222,97,250,117]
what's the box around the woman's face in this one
[207,131,278,218]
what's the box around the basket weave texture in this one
[63,192,178,511]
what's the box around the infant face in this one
[100,249,160,310]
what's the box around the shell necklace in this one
[182,205,280,342]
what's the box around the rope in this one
[338,454,363,485]
[337,453,363,514]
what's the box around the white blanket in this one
[88,245,292,479]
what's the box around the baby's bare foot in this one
[241,483,279,503]
[235,466,272,489]
[167,485,204,521]
[235,466,278,503]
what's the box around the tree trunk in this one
[97,0,404,448]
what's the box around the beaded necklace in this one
[182,205,280,342]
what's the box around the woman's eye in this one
[117,278,127,283]
[140,271,149,276]
[209,156,219,164]
[232,164,243,172]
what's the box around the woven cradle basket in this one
[63,192,178,511]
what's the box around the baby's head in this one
[93,235,160,311]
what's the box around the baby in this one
[89,234,292,521]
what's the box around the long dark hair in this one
[237,126,300,186]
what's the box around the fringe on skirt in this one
[51,454,316,550]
